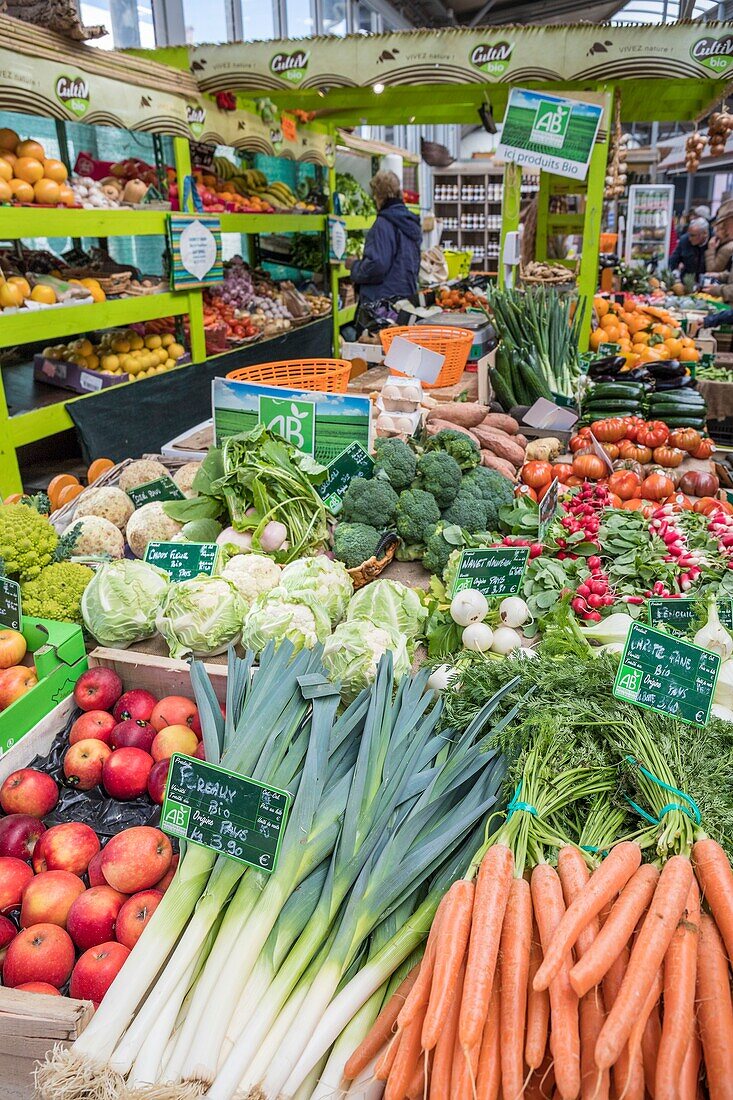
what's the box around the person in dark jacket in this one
[347,170,422,303]
[669,216,709,280]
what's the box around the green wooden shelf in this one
[220,213,326,233]
[338,304,356,324]
[0,207,170,238]
[0,293,188,350]
[546,213,585,227]
[341,215,374,231]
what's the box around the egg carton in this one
[379,375,423,414]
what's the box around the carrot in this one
[600,936,641,1100]
[451,1032,480,1100]
[531,863,580,1100]
[569,864,659,998]
[557,846,600,955]
[696,912,733,1100]
[386,1005,425,1100]
[679,1028,701,1100]
[594,855,693,1072]
[692,837,733,963]
[345,963,421,1078]
[476,977,501,1100]
[422,879,475,1052]
[655,880,700,1100]
[533,842,642,993]
[398,895,449,1030]
[459,843,514,1052]
[406,1056,427,1100]
[627,964,663,1060]
[500,876,532,1100]
[525,1054,555,1100]
[525,919,550,1071]
[429,958,465,1099]
[641,998,661,1099]
[376,1031,401,1081]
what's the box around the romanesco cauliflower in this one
[0,504,58,581]
[21,561,94,624]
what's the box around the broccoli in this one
[333,523,381,569]
[442,491,488,534]
[416,451,463,509]
[373,438,417,491]
[341,477,398,529]
[21,561,93,624]
[395,489,440,545]
[20,492,51,515]
[0,503,58,582]
[423,523,459,577]
[424,429,480,471]
[462,467,515,529]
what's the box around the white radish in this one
[462,623,494,652]
[490,626,522,655]
[499,596,531,629]
[427,665,458,692]
[450,589,489,627]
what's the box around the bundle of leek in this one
[37,647,518,1100]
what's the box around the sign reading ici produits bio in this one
[496,89,604,181]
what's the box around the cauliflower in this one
[63,516,125,559]
[221,553,282,606]
[118,459,169,493]
[0,504,58,581]
[322,619,410,700]
[126,502,183,558]
[21,561,93,624]
[173,462,202,497]
[76,487,134,532]
[242,587,331,653]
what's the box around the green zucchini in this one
[588,383,646,399]
[583,401,643,414]
[661,416,707,428]
[649,402,706,417]
[648,391,706,406]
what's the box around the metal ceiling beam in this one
[468,0,497,26]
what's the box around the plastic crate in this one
[380,325,473,388]
[226,358,351,393]
[709,416,733,447]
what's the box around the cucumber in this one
[650,402,706,417]
[583,401,643,414]
[518,357,552,403]
[588,383,646,399]
[662,416,707,428]
[489,365,515,412]
[648,391,705,405]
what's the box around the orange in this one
[638,345,663,362]
[9,178,33,203]
[14,157,44,184]
[56,483,84,507]
[30,284,57,304]
[58,185,76,208]
[664,338,683,359]
[1,152,17,169]
[33,179,60,205]
[0,128,19,151]
[87,458,115,483]
[3,493,22,504]
[594,297,610,318]
[0,283,23,308]
[47,474,79,509]
[600,313,620,331]
[8,277,30,298]
[15,140,45,160]
[632,330,651,345]
[679,346,700,362]
[0,180,10,203]
[42,159,68,183]
[589,329,605,351]
[0,159,11,183]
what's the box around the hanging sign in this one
[328,217,348,265]
[0,578,21,631]
[168,215,223,290]
[212,378,371,465]
[613,622,719,726]
[144,542,219,583]
[316,441,375,514]
[539,478,559,541]
[161,753,291,872]
[127,476,185,508]
[648,598,733,635]
[451,547,529,598]
[496,89,604,181]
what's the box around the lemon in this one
[161,333,174,347]
[168,343,185,360]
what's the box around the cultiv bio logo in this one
[187,105,206,137]
[55,76,89,118]
[469,42,513,76]
[270,50,309,84]
[691,35,733,74]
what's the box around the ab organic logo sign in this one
[270,50,310,85]
[530,99,572,150]
[691,35,733,74]
[469,41,513,76]
[258,395,316,454]
[55,75,89,118]
[186,104,206,137]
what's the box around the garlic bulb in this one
[693,600,733,661]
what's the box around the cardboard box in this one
[34,354,128,395]
[0,618,87,756]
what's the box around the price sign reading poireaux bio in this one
[161,754,291,873]
[452,547,530,598]
[613,622,720,727]
[144,541,219,583]
[648,598,733,636]
[0,577,21,630]
[317,441,375,514]
[127,476,185,508]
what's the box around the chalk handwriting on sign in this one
[451,547,530,598]
[614,621,719,726]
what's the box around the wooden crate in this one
[0,648,227,1097]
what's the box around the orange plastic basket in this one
[226,358,351,393]
[379,326,473,388]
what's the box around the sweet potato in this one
[472,426,526,468]
[426,402,488,429]
[515,434,529,449]
[481,413,519,436]
[424,419,481,446]
[480,451,517,479]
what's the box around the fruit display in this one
[0,628,37,714]
[0,272,96,312]
[39,329,187,382]
[210,158,320,212]
[435,283,488,311]
[590,296,701,366]
[0,128,75,208]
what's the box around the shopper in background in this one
[695,203,713,231]
[705,198,733,283]
[669,216,709,279]
[346,170,421,302]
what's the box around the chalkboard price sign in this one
[539,478,559,541]
[614,622,720,727]
[648,598,733,635]
[127,476,185,508]
[317,441,375,515]
[161,753,291,873]
[144,541,219,583]
[452,547,530,598]
[0,577,21,631]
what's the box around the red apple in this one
[194,741,206,760]
[151,725,198,763]
[20,870,86,929]
[102,748,153,800]
[74,668,123,713]
[67,886,126,951]
[0,856,34,912]
[15,981,61,995]
[188,703,223,741]
[63,739,112,790]
[100,826,172,894]
[115,889,163,949]
[0,913,17,962]
[70,941,129,1004]
[112,689,157,723]
[87,850,105,887]
[0,666,37,711]
[147,759,170,805]
[0,628,26,670]
[150,695,198,732]
[33,822,100,877]
[3,923,75,989]
[110,719,156,753]
[0,768,58,818]
[69,710,117,746]
[152,853,178,893]
[0,814,46,861]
